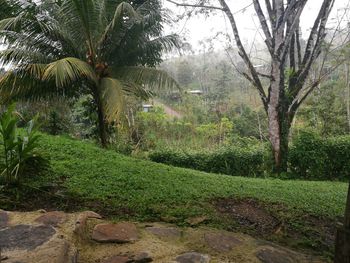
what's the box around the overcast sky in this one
[162,0,350,53]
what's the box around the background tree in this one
[0,0,179,146]
[168,0,341,172]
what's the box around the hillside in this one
[1,133,348,257]
[31,134,346,218]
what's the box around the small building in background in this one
[188,90,203,95]
[142,104,154,113]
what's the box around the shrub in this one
[149,146,264,177]
[323,136,350,179]
[0,104,48,184]
[289,131,350,180]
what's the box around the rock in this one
[1,255,9,261]
[256,248,295,263]
[204,232,242,252]
[92,222,138,243]
[175,252,210,263]
[146,226,181,238]
[35,211,67,227]
[0,224,56,250]
[102,255,131,263]
[0,210,9,229]
[185,216,208,227]
[74,211,102,237]
[133,252,153,262]
[28,238,73,263]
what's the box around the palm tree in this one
[0,0,179,146]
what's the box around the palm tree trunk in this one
[93,85,108,148]
[97,100,108,148]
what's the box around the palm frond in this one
[0,49,50,66]
[147,34,181,53]
[0,13,25,31]
[42,57,96,88]
[60,0,100,53]
[0,65,53,103]
[100,77,124,122]
[98,2,141,59]
[113,66,180,93]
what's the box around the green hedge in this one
[289,132,350,180]
[149,146,265,177]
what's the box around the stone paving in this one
[0,210,325,263]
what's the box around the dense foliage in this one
[33,133,346,219]
[289,132,350,180]
[0,0,179,146]
[149,146,264,177]
[0,104,46,184]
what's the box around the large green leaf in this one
[113,66,180,93]
[100,77,124,122]
[42,57,97,88]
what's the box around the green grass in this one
[34,133,347,220]
[1,132,347,258]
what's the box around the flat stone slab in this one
[35,211,67,227]
[0,224,56,250]
[102,255,131,263]
[0,211,9,229]
[204,232,242,252]
[92,222,138,243]
[175,252,210,263]
[146,226,181,238]
[256,248,296,263]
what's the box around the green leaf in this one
[43,57,97,88]
[100,77,124,122]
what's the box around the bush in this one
[289,131,350,180]
[0,104,48,184]
[149,146,264,177]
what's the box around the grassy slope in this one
[37,134,347,220]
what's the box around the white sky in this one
[162,0,350,53]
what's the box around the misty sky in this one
[162,0,350,52]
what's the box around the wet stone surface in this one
[35,211,67,227]
[256,247,296,263]
[175,252,210,263]
[204,232,242,252]
[0,211,9,229]
[0,224,56,250]
[92,222,139,243]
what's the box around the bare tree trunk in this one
[335,183,350,263]
[345,62,350,133]
[268,61,283,170]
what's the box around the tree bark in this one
[93,85,108,148]
[334,183,350,263]
[345,62,350,134]
[97,99,108,148]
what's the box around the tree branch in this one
[291,0,335,98]
[165,0,224,11]
[264,0,275,29]
[252,0,273,54]
[217,0,267,108]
